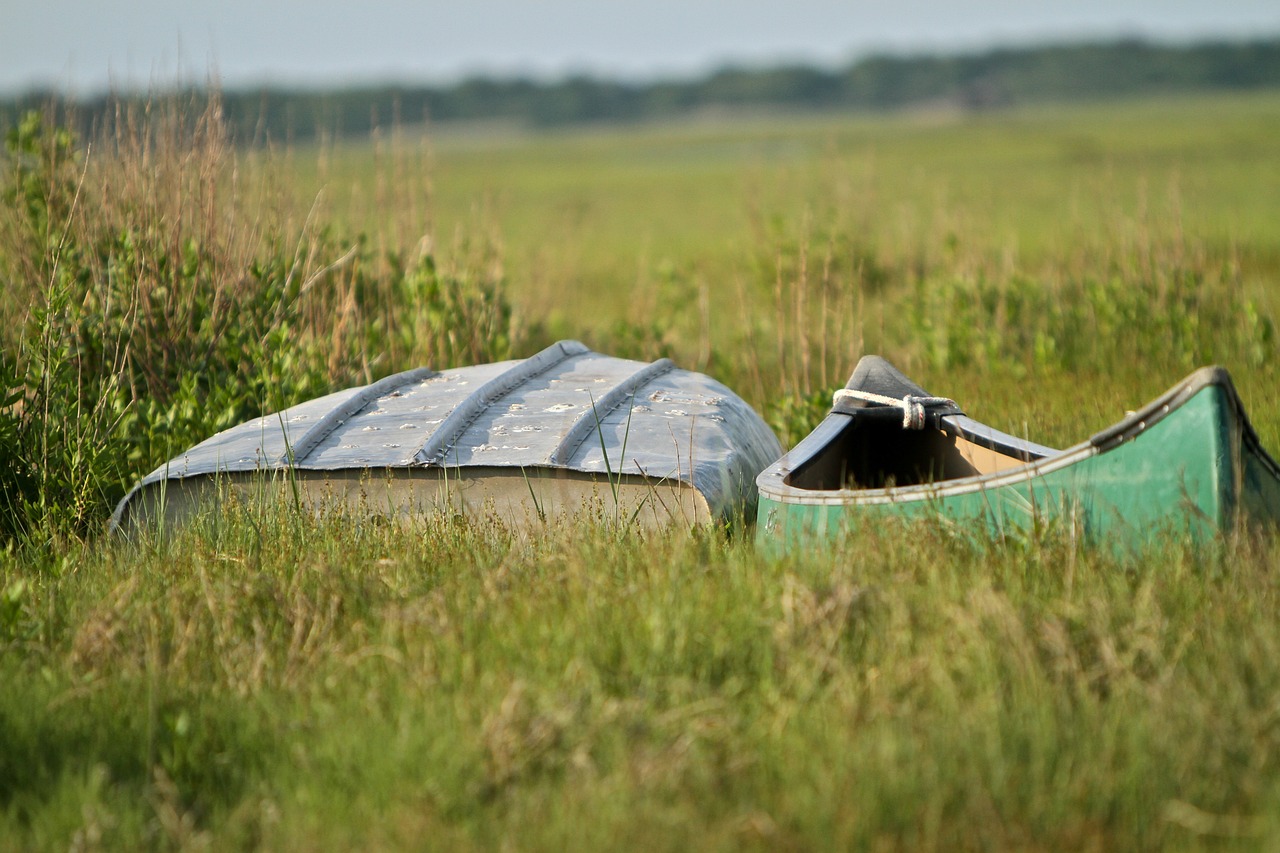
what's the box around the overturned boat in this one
[113,340,782,533]
[756,356,1280,547]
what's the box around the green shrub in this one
[0,104,518,541]
[905,266,1276,373]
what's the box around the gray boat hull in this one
[113,341,782,532]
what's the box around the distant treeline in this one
[5,37,1280,142]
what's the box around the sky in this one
[4,0,1280,95]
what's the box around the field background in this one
[2,90,1280,850]
[298,90,1280,443]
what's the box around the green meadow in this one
[292,91,1280,451]
[2,90,1280,849]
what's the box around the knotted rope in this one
[832,388,957,430]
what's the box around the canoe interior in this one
[786,418,1036,491]
[115,466,712,535]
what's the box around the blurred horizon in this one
[5,0,1280,97]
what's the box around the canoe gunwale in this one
[1089,366,1227,450]
[942,414,1057,462]
[759,427,1097,508]
[1083,365,1280,481]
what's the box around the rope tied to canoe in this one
[832,388,958,430]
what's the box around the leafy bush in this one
[902,265,1275,374]
[0,103,518,541]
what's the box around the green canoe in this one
[755,357,1280,548]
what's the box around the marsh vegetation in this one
[2,89,1279,849]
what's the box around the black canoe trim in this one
[833,355,1055,462]
[414,340,590,466]
[1090,366,1227,451]
[941,414,1057,463]
[275,366,439,466]
[1088,365,1280,481]
[547,358,677,466]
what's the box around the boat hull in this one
[114,341,783,533]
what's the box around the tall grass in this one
[0,97,518,540]
[3,511,1280,849]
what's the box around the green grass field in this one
[307,92,1280,336]
[296,92,1280,442]
[3,91,1280,850]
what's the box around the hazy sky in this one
[5,0,1280,95]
